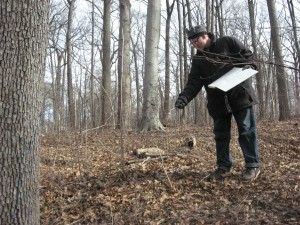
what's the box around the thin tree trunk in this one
[186,0,198,124]
[216,0,224,37]
[131,36,141,123]
[287,0,300,116]
[176,0,185,125]
[118,0,131,129]
[211,0,215,33]
[182,1,188,85]
[90,0,96,128]
[182,0,188,124]
[248,0,265,119]
[66,0,76,129]
[54,50,63,132]
[177,0,184,92]
[102,0,113,127]
[206,0,211,31]
[163,0,175,125]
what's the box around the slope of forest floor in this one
[40,119,300,224]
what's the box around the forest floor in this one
[40,119,300,225]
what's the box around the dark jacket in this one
[179,34,258,118]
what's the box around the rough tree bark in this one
[163,0,176,125]
[248,0,265,119]
[118,0,131,129]
[176,0,184,92]
[267,0,291,120]
[54,50,63,132]
[90,0,96,128]
[287,0,300,116]
[66,0,76,129]
[181,0,188,124]
[206,0,211,31]
[0,0,49,224]
[140,0,164,132]
[102,0,113,127]
[131,35,141,122]
[215,0,224,37]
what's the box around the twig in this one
[159,152,174,189]
[80,124,115,133]
[125,156,169,165]
[200,174,210,182]
[234,195,249,209]
[125,152,202,165]
[69,218,84,225]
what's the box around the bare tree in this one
[267,0,291,120]
[287,0,300,116]
[210,0,215,33]
[181,0,189,124]
[175,0,185,125]
[118,0,131,129]
[163,0,176,125]
[66,0,76,129]
[248,0,265,119]
[90,0,96,127]
[47,1,69,132]
[215,0,224,36]
[131,9,147,126]
[131,34,142,122]
[41,0,300,129]
[53,49,64,131]
[102,0,113,126]
[0,0,49,224]
[140,0,164,131]
[206,0,211,31]
[176,0,184,92]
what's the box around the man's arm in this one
[230,37,257,70]
[178,59,204,103]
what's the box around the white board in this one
[208,67,258,92]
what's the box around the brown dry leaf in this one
[40,120,300,224]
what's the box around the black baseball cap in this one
[186,25,207,40]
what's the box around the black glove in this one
[175,97,187,109]
[242,65,254,70]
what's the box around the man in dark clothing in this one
[175,25,260,182]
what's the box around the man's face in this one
[189,35,209,50]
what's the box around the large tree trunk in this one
[118,0,131,129]
[102,0,113,127]
[267,0,291,120]
[66,0,76,129]
[140,0,164,132]
[0,0,49,224]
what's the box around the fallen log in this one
[132,147,168,158]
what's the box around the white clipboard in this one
[208,67,258,92]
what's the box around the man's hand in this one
[175,98,186,109]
